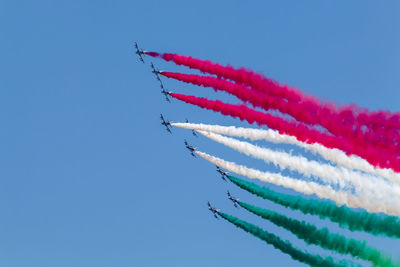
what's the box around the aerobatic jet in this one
[160,114,172,133]
[216,166,228,181]
[185,119,198,137]
[161,87,171,103]
[227,191,239,208]
[134,42,145,63]
[150,62,162,81]
[207,202,220,219]
[184,140,196,157]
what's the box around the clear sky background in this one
[1,1,400,266]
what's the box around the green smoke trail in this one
[218,212,348,267]
[239,201,396,266]
[228,175,400,238]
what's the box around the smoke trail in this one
[146,51,400,138]
[171,93,395,171]
[163,72,396,154]
[172,122,400,183]
[218,212,347,267]
[196,150,400,215]
[146,51,316,103]
[239,201,396,266]
[144,51,160,57]
[197,130,400,201]
[228,175,400,238]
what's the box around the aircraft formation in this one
[136,41,233,219]
[136,41,199,141]
[136,42,400,266]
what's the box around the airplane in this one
[184,140,196,157]
[150,62,162,81]
[207,202,220,219]
[216,166,228,181]
[134,42,145,63]
[227,191,239,208]
[185,119,198,137]
[161,87,171,102]
[160,114,172,133]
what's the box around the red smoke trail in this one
[147,51,400,146]
[144,51,160,57]
[170,93,398,172]
[162,72,399,156]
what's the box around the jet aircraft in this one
[161,87,171,102]
[134,42,145,63]
[150,62,162,81]
[184,140,196,157]
[216,166,228,181]
[160,114,172,133]
[227,191,239,208]
[207,202,220,219]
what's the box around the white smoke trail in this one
[173,122,400,183]
[196,150,400,216]
[197,130,400,201]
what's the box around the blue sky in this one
[1,1,400,266]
